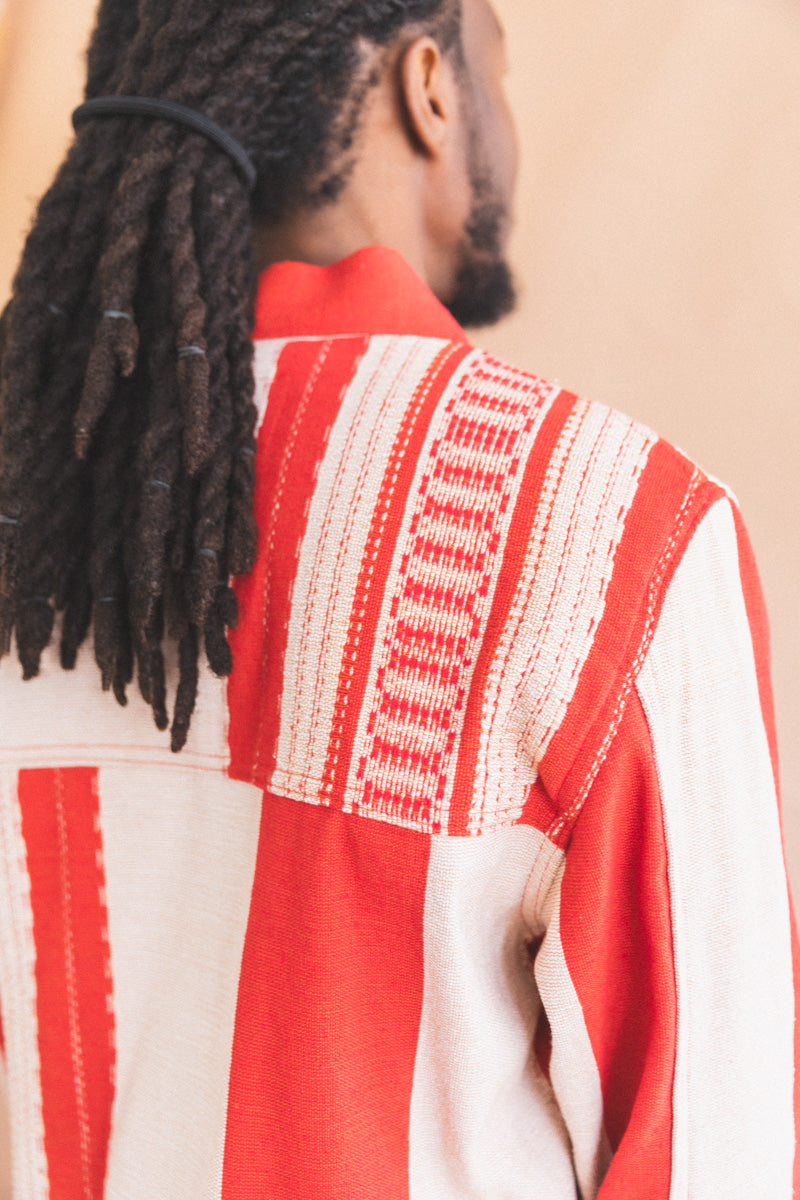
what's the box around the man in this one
[0,1,796,1197]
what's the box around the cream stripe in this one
[409,826,579,1199]
[636,500,795,1199]
[98,767,262,1200]
[0,1055,11,1200]
[529,859,613,1200]
[475,402,657,830]
[252,336,288,427]
[0,770,49,1199]
[271,336,451,796]
[0,635,230,771]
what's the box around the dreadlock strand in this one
[165,141,213,474]
[85,0,142,97]
[16,599,55,681]
[124,210,182,725]
[72,129,178,456]
[223,224,258,578]
[183,155,248,643]
[87,370,136,699]
[170,625,199,753]
[24,315,97,675]
[59,467,93,673]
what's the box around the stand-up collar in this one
[253,246,469,343]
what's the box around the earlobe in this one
[399,36,452,157]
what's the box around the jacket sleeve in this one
[526,496,799,1200]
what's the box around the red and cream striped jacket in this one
[1,247,797,1199]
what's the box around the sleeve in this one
[526,496,800,1200]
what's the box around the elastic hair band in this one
[196,548,218,562]
[72,97,257,193]
[47,302,66,317]
[98,595,120,604]
[0,515,21,528]
[103,309,133,322]
[147,479,172,493]
[178,345,206,359]
[237,446,256,459]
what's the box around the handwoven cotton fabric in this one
[0,247,796,1199]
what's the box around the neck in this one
[252,203,428,283]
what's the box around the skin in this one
[253,0,519,321]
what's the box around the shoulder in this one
[444,348,738,834]
[446,346,727,576]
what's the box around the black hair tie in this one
[72,96,257,193]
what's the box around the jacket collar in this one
[253,245,469,343]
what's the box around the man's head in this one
[0,0,519,752]
[392,0,518,326]
[252,0,519,327]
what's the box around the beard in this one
[446,206,517,328]
[444,144,517,329]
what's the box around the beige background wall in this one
[0,0,798,1185]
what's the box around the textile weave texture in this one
[0,247,797,1199]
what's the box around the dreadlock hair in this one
[0,0,462,751]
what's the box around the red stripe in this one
[321,341,472,811]
[559,695,677,1197]
[221,793,431,1199]
[448,388,579,833]
[228,337,369,784]
[538,442,723,838]
[17,768,115,1200]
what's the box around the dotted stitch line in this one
[515,416,653,768]
[284,337,378,773]
[254,341,331,780]
[55,771,94,1200]
[546,468,704,844]
[267,763,536,836]
[91,773,117,1086]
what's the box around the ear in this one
[399,36,456,157]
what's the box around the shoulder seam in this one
[545,470,726,844]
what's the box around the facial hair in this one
[445,125,517,329]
